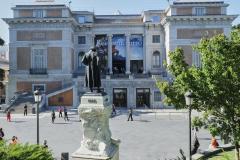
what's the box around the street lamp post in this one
[185,91,194,160]
[34,89,41,145]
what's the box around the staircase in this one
[6,92,35,114]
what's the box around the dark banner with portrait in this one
[130,34,143,60]
[94,35,108,73]
[112,35,126,61]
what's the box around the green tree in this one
[157,31,240,160]
[232,24,240,30]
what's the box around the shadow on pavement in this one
[53,122,72,124]
[133,119,151,123]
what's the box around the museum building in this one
[3,0,237,108]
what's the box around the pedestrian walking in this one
[127,107,133,121]
[112,104,117,116]
[64,107,69,121]
[6,110,11,122]
[43,140,48,148]
[0,128,4,141]
[24,104,28,116]
[51,110,56,123]
[58,106,63,118]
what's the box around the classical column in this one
[143,34,147,74]
[125,34,131,74]
[107,34,113,74]
[91,34,95,47]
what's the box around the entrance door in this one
[113,88,127,108]
[136,88,150,108]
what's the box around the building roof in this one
[173,0,224,4]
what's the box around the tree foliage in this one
[157,30,240,160]
[0,141,54,160]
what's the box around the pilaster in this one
[143,34,147,73]
[107,34,113,74]
[125,34,131,74]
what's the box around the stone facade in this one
[3,1,237,108]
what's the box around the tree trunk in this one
[235,141,240,160]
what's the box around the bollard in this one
[61,152,69,160]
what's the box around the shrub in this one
[0,140,54,160]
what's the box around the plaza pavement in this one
[0,109,216,160]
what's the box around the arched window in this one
[152,51,161,68]
[78,51,85,68]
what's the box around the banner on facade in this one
[112,35,126,61]
[94,35,108,72]
[130,34,143,60]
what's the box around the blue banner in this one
[130,34,143,60]
[112,35,126,61]
[94,35,108,72]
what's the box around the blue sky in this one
[0,0,239,43]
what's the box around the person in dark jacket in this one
[24,104,28,116]
[0,128,4,140]
[127,107,133,121]
[64,107,69,121]
[51,110,56,123]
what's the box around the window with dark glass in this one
[78,36,86,44]
[152,35,160,43]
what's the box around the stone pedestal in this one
[72,92,120,160]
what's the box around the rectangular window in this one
[32,49,46,69]
[152,35,160,43]
[192,51,201,67]
[78,16,85,23]
[195,7,205,16]
[154,91,161,102]
[32,84,45,93]
[33,10,44,18]
[78,36,86,44]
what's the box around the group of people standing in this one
[51,106,69,123]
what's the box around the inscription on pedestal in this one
[88,99,97,104]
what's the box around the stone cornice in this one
[161,15,238,25]
[93,23,144,27]
[2,17,76,25]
